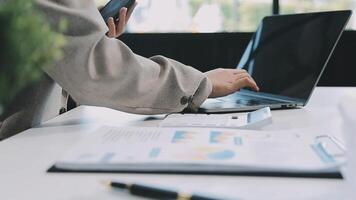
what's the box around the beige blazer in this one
[0,0,212,140]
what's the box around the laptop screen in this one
[237,11,351,102]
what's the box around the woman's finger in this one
[235,74,251,81]
[246,77,259,91]
[107,17,116,38]
[229,69,247,75]
[116,7,127,36]
[235,77,255,91]
[233,70,259,91]
[234,76,259,91]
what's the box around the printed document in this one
[54,126,345,174]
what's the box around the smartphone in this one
[100,0,135,23]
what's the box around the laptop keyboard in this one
[235,99,267,106]
[222,94,285,106]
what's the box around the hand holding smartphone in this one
[100,0,135,23]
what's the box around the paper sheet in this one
[55,126,344,173]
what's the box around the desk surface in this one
[0,87,355,200]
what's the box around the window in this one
[95,0,356,32]
[95,0,273,32]
[279,0,356,29]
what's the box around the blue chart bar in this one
[210,131,243,146]
[100,152,116,163]
[172,131,193,143]
[149,148,161,158]
[234,137,243,146]
[210,131,222,144]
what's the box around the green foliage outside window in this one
[189,0,271,32]
[0,0,66,114]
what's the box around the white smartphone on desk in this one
[160,107,272,129]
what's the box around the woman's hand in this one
[106,1,137,38]
[205,68,259,98]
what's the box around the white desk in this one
[0,87,355,200]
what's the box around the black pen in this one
[103,180,224,200]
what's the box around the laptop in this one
[200,10,352,113]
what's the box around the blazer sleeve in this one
[35,0,212,114]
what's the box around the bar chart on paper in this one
[209,131,243,146]
[53,126,344,177]
[171,131,195,143]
